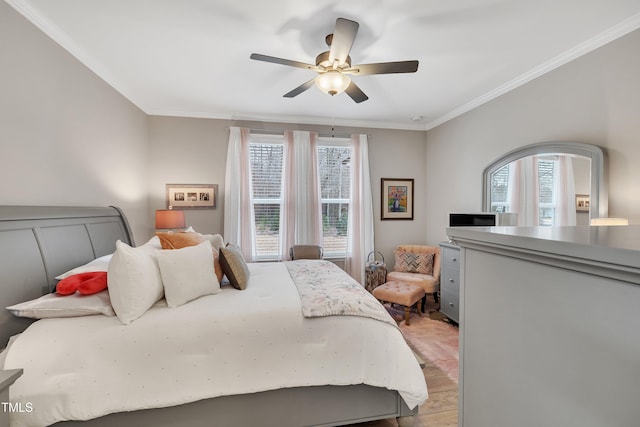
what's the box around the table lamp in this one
[155,209,186,231]
[590,217,629,226]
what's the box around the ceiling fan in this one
[250,18,419,103]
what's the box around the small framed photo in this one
[575,194,590,212]
[381,178,414,220]
[166,184,217,209]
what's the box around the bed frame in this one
[0,206,417,427]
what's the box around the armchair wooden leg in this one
[404,306,411,325]
[433,292,439,304]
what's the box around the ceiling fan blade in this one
[283,78,316,98]
[344,60,419,76]
[250,53,320,72]
[328,18,359,65]
[344,81,369,103]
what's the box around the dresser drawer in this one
[441,267,460,298]
[440,290,459,323]
[439,243,461,323]
[441,246,460,267]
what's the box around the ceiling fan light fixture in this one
[315,71,351,96]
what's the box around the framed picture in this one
[166,184,217,209]
[381,178,414,220]
[575,194,590,212]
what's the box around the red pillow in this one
[56,272,108,296]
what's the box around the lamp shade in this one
[590,217,629,226]
[155,209,186,229]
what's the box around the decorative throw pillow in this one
[107,240,164,325]
[394,252,434,275]
[156,231,206,249]
[156,241,221,307]
[56,272,108,295]
[219,243,250,290]
[156,231,223,282]
[211,248,224,283]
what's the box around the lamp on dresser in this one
[590,217,629,226]
[155,208,186,231]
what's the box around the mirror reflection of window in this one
[489,154,586,226]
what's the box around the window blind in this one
[537,159,556,225]
[249,142,283,259]
[317,144,351,256]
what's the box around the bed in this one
[0,206,427,427]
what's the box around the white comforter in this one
[4,262,427,427]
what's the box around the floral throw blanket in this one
[285,260,397,328]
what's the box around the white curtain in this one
[555,154,577,226]
[345,134,374,285]
[508,156,539,226]
[280,130,323,260]
[223,127,257,260]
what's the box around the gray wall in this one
[426,27,640,244]
[147,116,228,238]
[0,2,150,242]
[147,117,428,266]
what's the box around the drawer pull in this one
[449,302,454,307]
[449,278,454,282]
[451,257,457,261]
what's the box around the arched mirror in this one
[482,141,608,226]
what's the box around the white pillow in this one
[141,235,162,249]
[107,240,164,325]
[7,291,115,318]
[156,241,220,307]
[55,254,112,280]
[202,233,225,251]
[183,227,225,251]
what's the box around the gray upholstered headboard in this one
[0,206,134,348]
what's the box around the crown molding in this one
[146,109,429,131]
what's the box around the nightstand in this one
[0,369,23,427]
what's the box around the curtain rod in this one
[246,128,354,139]
[228,127,370,139]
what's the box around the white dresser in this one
[448,225,640,427]
[439,242,460,323]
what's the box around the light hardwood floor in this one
[353,357,458,427]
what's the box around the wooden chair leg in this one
[404,306,411,325]
[433,292,439,304]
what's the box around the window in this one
[247,134,352,259]
[249,137,283,260]
[317,140,351,257]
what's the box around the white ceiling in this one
[8,0,640,130]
